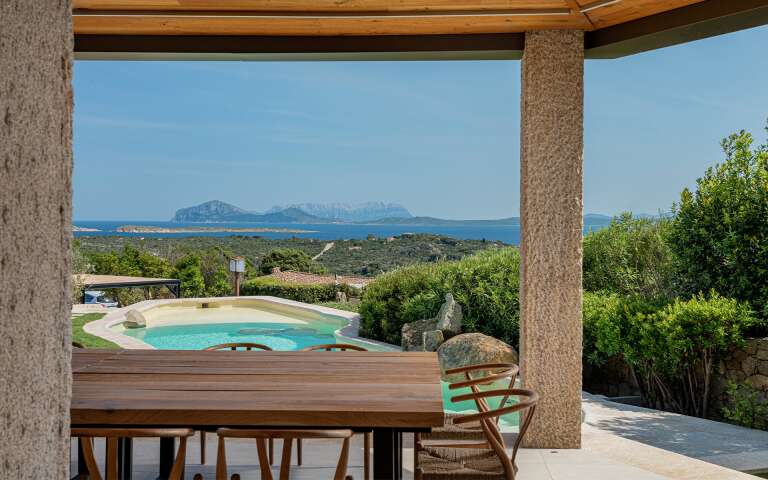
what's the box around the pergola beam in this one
[585,0,768,58]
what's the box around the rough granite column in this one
[519,30,584,448]
[1,1,73,478]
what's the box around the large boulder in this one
[402,318,432,351]
[434,293,462,338]
[437,333,518,381]
[123,309,147,329]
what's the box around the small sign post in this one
[229,256,245,296]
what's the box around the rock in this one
[757,349,768,361]
[742,357,758,376]
[335,291,348,303]
[423,330,444,352]
[123,310,147,328]
[747,374,768,390]
[759,360,768,376]
[434,293,462,338]
[402,318,432,351]
[437,333,518,382]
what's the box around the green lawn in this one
[72,312,119,348]
[316,301,360,313]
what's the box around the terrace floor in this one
[70,404,766,480]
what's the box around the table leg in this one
[117,438,133,480]
[157,437,175,480]
[373,429,402,480]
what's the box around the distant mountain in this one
[171,201,331,223]
[267,202,412,222]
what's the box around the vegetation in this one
[583,291,756,417]
[240,276,341,304]
[316,301,360,313]
[669,127,768,319]
[76,234,501,277]
[359,247,519,346]
[583,213,675,299]
[722,381,768,430]
[72,313,119,349]
[259,248,326,274]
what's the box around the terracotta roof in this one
[264,268,374,288]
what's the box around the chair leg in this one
[297,438,303,466]
[364,432,371,480]
[414,433,422,480]
[200,431,206,464]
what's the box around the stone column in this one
[519,30,584,448]
[0,1,73,478]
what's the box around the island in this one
[116,225,317,234]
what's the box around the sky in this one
[73,25,768,221]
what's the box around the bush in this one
[240,277,338,303]
[668,126,768,318]
[259,248,327,275]
[359,248,520,346]
[722,381,768,430]
[583,213,675,299]
[583,290,758,417]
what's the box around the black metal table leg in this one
[117,438,133,480]
[157,437,176,480]
[373,428,402,480]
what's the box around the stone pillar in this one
[519,30,584,448]
[0,2,73,479]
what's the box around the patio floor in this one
[69,423,763,480]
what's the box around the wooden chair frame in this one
[216,428,354,480]
[71,428,193,480]
[301,343,368,352]
[301,343,371,479]
[415,388,539,480]
[200,342,274,465]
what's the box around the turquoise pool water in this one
[123,321,339,351]
[440,379,519,429]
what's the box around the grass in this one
[72,312,120,348]
[316,301,360,313]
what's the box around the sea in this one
[73,219,614,245]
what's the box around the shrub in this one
[583,213,675,299]
[583,290,758,417]
[259,248,327,275]
[359,248,520,346]
[722,381,768,430]
[668,125,768,318]
[240,277,338,303]
[173,254,206,298]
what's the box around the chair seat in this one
[417,448,507,479]
[423,413,485,441]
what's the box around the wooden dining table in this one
[71,349,445,480]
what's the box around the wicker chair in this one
[215,428,354,480]
[199,343,274,465]
[415,363,519,456]
[71,428,194,480]
[415,388,538,480]
[301,343,371,480]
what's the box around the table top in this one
[71,349,445,429]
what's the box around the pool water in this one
[440,379,519,429]
[123,321,339,351]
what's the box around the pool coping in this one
[83,296,401,351]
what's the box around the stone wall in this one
[0,2,73,479]
[710,338,768,415]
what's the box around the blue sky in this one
[73,25,768,221]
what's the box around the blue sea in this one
[73,219,612,245]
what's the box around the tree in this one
[582,212,675,299]
[668,124,768,317]
[259,248,327,275]
[198,248,232,297]
[173,254,206,298]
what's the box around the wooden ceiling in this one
[72,0,707,36]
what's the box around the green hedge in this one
[583,290,758,417]
[241,277,339,303]
[359,248,520,346]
